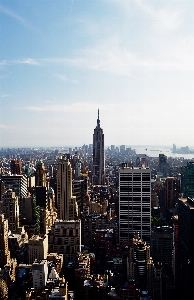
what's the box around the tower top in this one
[97,108,100,128]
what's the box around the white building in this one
[32,259,48,289]
[119,167,151,244]
[28,234,48,264]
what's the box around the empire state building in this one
[92,109,105,185]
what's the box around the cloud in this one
[15,58,40,65]
[0,60,7,67]
[0,124,10,129]
[54,74,68,82]
[0,5,31,28]
[135,0,182,30]
[25,102,116,113]
[110,0,182,31]
[0,94,10,98]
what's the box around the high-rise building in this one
[151,226,173,266]
[32,259,48,289]
[28,234,48,264]
[181,161,194,198]
[0,214,10,268]
[48,220,81,264]
[35,160,46,187]
[57,155,77,220]
[92,109,105,185]
[0,189,19,232]
[1,174,27,201]
[129,234,153,292]
[0,174,27,223]
[119,167,151,244]
[164,177,180,214]
[159,154,168,177]
[10,159,22,175]
[177,197,194,299]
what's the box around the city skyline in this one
[1,0,194,147]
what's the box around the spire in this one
[97,108,100,128]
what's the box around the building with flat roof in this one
[32,259,48,289]
[28,234,48,264]
[48,219,81,265]
[119,167,151,244]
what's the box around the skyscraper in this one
[0,189,19,232]
[159,154,168,177]
[119,167,151,244]
[164,177,180,214]
[181,161,194,198]
[10,159,22,175]
[57,155,77,220]
[35,160,46,187]
[0,214,10,268]
[92,109,105,185]
[177,197,194,299]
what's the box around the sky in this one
[1,0,194,148]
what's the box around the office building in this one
[48,220,81,265]
[151,226,173,266]
[1,174,27,200]
[177,197,194,299]
[8,227,28,264]
[119,167,151,244]
[0,174,27,221]
[164,177,179,214]
[28,234,48,264]
[181,161,194,198]
[159,154,168,177]
[35,160,46,187]
[0,189,19,232]
[0,214,10,268]
[129,235,153,293]
[10,159,22,175]
[57,155,77,220]
[92,109,105,185]
[32,259,48,289]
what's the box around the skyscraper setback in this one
[92,109,105,185]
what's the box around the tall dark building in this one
[164,177,180,214]
[35,160,46,187]
[177,197,194,299]
[181,161,194,198]
[92,109,105,185]
[10,159,22,175]
[159,154,167,176]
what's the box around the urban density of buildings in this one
[0,110,193,299]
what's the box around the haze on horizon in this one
[1,0,194,148]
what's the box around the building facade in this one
[0,189,19,232]
[57,156,77,221]
[177,197,194,299]
[181,162,194,198]
[119,167,151,244]
[48,220,81,265]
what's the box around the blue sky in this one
[1,0,194,147]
